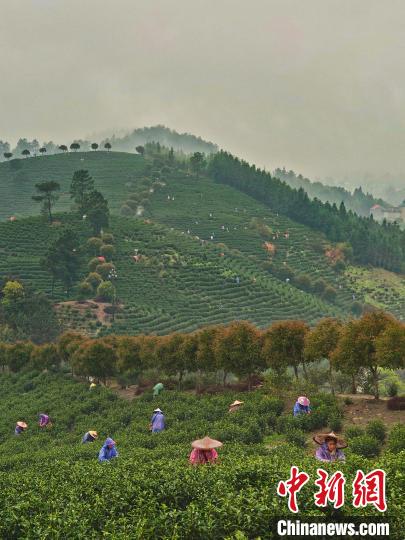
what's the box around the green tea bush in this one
[350,435,381,458]
[285,428,307,447]
[0,372,401,537]
[345,425,364,439]
[387,423,405,454]
[365,419,387,444]
[386,381,398,397]
[328,414,343,432]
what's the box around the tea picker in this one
[150,408,166,433]
[153,382,164,397]
[189,436,222,465]
[82,431,98,443]
[15,421,28,435]
[98,438,118,462]
[293,396,311,416]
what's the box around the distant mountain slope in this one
[1,151,402,330]
[101,125,218,155]
[273,168,387,217]
[0,126,218,162]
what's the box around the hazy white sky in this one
[1,0,405,180]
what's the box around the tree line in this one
[274,167,387,217]
[208,152,405,272]
[2,141,112,161]
[0,126,217,161]
[1,313,403,399]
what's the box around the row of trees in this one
[0,127,217,162]
[3,142,112,160]
[274,167,387,217]
[208,152,405,272]
[2,313,403,398]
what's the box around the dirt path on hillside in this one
[340,394,404,427]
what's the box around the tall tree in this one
[135,145,145,155]
[117,336,144,376]
[262,320,309,379]
[0,140,10,159]
[32,181,60,222]
[72,340,117,384]
[70,143,80,152]
[155,333,192,386]
[59,145,68,153]
[332,311,396,399]
[91,143,99,151]
[21,149,30,158]
[82,190,109,234]
[42,228,79,296]
[215,321,263,388]
[39,147,47,156]
[190,152,206,177]
[3,152,12,160]
[70,170,94,209]
[104,142,112,151]
[1,282,59,344]
[375,320,405,370]
[304,318,343,393]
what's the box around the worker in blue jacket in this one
[293,396,311,416]
[98,437,118,462]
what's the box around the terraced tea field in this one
[0,372,402,538]
[0,152,402,330]
[345,266,405,320]
[0,214,345,334]
[0,151,146,220]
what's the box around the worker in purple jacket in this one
[39,413,51,428]
[150,408,166,433]
[314,431,347,462]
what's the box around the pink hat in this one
[297,396,310,407]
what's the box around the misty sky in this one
[1,0,405,181]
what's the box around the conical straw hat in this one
[229,400,244,407]
[191,436,223,450]
[297,396,310,406]
[17,421,28,429]
[313,431,347,449]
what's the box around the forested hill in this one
[0,126,218,162]
[100,126,218,155]
[209,152,405,273]
[273,167,387,217]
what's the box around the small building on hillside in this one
[370,203,405,223]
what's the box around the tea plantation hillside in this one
[0,371,402,538]
[0,152,147,220]
[0,151,403,323]
[0,214,345,334]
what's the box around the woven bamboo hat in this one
[191,436,223,450]
[229,400,244,407]
[297,396,310,406]
[17,421,28,429]
[89,431,98,438]
[313,431,347,449]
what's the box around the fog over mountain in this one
[1,0,405,193]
